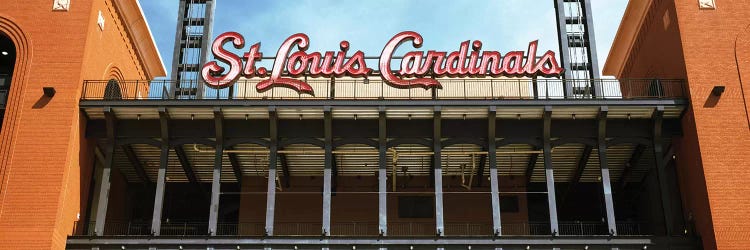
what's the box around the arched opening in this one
[0,32,16,127]
[104,79,122,100]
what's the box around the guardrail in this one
[80,78,686,101]
[73,221,649,236]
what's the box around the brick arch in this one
[0,15,31,197]
[103,63,125,81]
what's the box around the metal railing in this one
[159,222,209,236]
[72,221,649,236]
[216,223,265,236]
[72,221,151,236]
[80,78,687,101]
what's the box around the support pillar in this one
[598,107,617,236]
[652,106,674,236]
[209,160,223,236]
[93,107,115,236]
[488,107,502,236]
[208,108,223,235]
[378,107,388,236]
[322,106,333,236]
[543,106,559,236]
[151,108,169,236]
[433,106,444,236]
[265,107,278,236]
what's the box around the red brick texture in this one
[674,1,750,249]
[0,1,155,249]
[615,0,750,249]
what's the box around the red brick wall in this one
[0,1,153,249]
[671,1,750,249]
[617,0,750,249]
[617,0,717,247]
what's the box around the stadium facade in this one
[0,0,748,249]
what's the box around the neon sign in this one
[201,31,563,93]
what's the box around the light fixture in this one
[137,114,141,121]
[711,86,725,97]
[627,113,632,120]
[1,51,7,56]
[354,114,358,120]
[517,114,521,120]
[190,114,194,120]
[43,87,56,97]
[572,113,576,120]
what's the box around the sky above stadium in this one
[139,0,629,78]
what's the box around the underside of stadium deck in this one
[67,77,699,250]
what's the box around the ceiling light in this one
[1,51,7,56]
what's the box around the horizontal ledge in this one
[80,99,688,107]
[66,236,688,246]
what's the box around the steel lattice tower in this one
[169,0,215,99]
[555,0,602,97]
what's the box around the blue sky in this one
[139,0,628,77]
